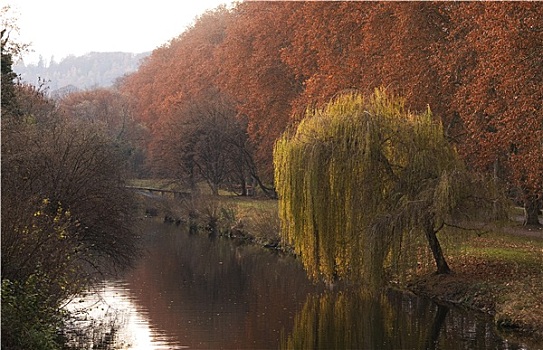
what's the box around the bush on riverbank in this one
[134,190,281,247]
[1,278,66,350]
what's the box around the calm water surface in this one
[67,220,531,349]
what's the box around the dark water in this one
[67,220,531,349]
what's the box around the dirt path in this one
[502,224,543,239]
[501,213,543,240]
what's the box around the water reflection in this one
[281,290,524,350]
[67,221,530,349]
[112,221,318,349]
[66,280,187,349]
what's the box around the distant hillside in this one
[14,51,150,95]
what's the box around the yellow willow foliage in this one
[281,291,421,350]
[274,88,480,286]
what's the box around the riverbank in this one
[223,197,543,346]
[136,191,543,346]
[407,225,543,346]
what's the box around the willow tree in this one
[274,89,499,286]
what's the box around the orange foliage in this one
[437,2,543,200]
[121,7,233,129]
[215,2,301,179]
[118,2,542,205]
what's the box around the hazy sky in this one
[5,0,233,64]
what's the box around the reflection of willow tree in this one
[281,291,505,350]
[274,89,499,286]
[282,292,386,349]
[281,292,427,349]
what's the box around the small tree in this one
[274,89,499,286]
[153,91,253,196]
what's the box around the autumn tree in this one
[281,2,451,123]
[120,7,233,129]
[274,90,499,286]
[435,2,543,225]
[120,6,239,181]
[216,1,302,181]
[151,91,253,196]
[280,1,373,108]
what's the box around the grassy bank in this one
[132,186,282,247]
[409,226,543,345]
[135,189,542,344]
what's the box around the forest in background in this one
[13,51,150,95]
[6,2,542,225]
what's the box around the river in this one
[65,220,529,349]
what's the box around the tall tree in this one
[436,2,543,225]
[1,5,31,118]
[216,1,302,181]
[120,7,235,179]
[120,7,233,129]
[274,90,498,286]
[282,2,451,123]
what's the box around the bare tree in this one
[1,84,139,298]
[155,91,254,196]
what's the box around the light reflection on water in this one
[67,280,188,349]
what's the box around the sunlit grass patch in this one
[219,196,280,243]
[448,228,542,261]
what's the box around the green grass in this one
[436,229,543,343]
[464,246,542,266]
[458,231,543,266]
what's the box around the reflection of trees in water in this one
[120,223,320,348]
[282,290,520,350]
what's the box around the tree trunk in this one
[491,158,507,220]
[188,161,200,195]
[424,305,449,350]
[524,196,542,226]
[211,183,219,196]
[239,176,247,196]
[250,170,277,198]
[424,221,451,275]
